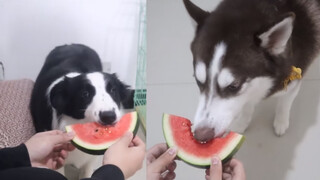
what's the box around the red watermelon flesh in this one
[163,113,244,167]
[66,111,139,155]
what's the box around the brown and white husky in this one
[183,0,320,141]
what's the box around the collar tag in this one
[283,66,302,90]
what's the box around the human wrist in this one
[24,142,36,163]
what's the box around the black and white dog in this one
[30,44,133,177]
[183,0,320,141]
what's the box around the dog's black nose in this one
[99,111,116,125]
[194,127,215,142]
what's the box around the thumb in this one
[117,132,134,146]
[151,147,177,173]
[50,131,75,145]
[209,155,222,180]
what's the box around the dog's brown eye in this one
[227,81,241,91]
[82,91,89,98]
[227,84,238,90]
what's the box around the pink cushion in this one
[0,79,36,148]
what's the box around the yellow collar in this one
[283,66,302,90]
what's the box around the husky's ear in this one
[258,13,295,55]
[183,0,210,25]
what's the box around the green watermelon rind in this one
[66,111,139,155]
[162,113,245,168]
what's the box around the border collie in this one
[30,44,133,177]
[183,0,320,141]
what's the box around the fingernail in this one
[212,156,219,165]
[67,131,75,137]
[168,147,177,156]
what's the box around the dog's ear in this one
[121,89,135,109]
[49,77,70,113]
[111,73,135,109]
[258,13,295,55]
[183,0,210,25]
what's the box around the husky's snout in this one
[194,127,215,142]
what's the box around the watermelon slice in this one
[66,111,139,155]
[163,113,245,168]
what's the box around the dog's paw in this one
[273,118,289,136]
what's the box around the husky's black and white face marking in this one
[48,72,131,128]
[193,42,274,139]
[184,0,301,140]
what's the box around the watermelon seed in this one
[95,129,99,132]
[108,130,111,133]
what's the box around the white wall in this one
[0,0,141,87]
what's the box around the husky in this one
[183,0,320,141]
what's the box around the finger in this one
[223,160,231,167]
[147,156,156,165]
[54,143,76,152]
[167,161,177,172]
[150,147,177,173]
[209,155,222,180]
[59,150,68,159]
[66,143,76,151]
[131,135,145,147]
[53,144,68,152]
[129,142,135,147]
[52,159,58,170]
[52,152,60,158]
[56,157,65,169]
[205,175,210,180]
[50,131,75,145]
[147,143,168,164]
[229,159,245,179]
[116,132,133,147]
[222,173,232,179]
[229,158,243,169]
[163,171,176,180]
[223,166,232,174]
[205,168,210,175]
[46,130,64,135]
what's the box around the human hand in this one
[25,130,75,170]
[147,143,177,180]
[103,132,145,179]
[205,156,246,180]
